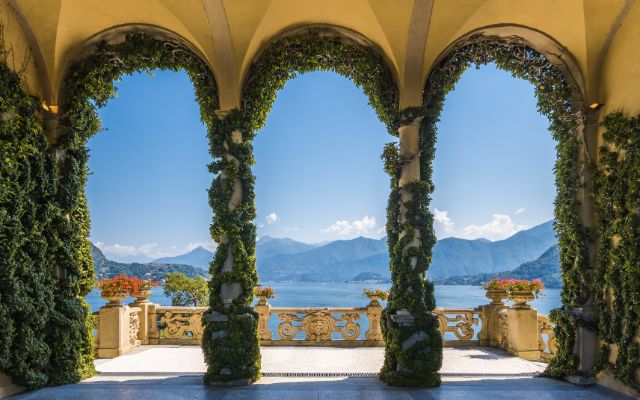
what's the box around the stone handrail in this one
[93,294,557,364]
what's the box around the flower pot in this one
[133,289,152,303]
[102,292,129,307]
[485,289,508,305]
[366,295,383,306]
[509,290,535,309]
[256,295,268,305]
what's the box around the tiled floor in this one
[11,347,630,399]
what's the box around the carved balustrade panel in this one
[433,308,487,346]
[261,307,381,346]
[537,314,557,362]
[129,307,141,346]
[155,306,207,344]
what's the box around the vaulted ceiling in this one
[5,0,637,110]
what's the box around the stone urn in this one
[102,291,129,307]
[509,290,535,309]
[256,295,269,305]
[133,289,153,303]
[485,289,508,305]
[365,294,385,306]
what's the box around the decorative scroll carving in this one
[433,308,480,340]
[158,309,204,340]
[538,314,557,360]
[276,310,362,342]
[129,310,140,345]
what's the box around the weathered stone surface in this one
[401,330,429,351]
[220,283,242,306]
[391,309,414,327]
[204,311,229,322]
[211,330,228,340]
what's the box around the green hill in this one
[434,245,561,288]
[92,243,206,281]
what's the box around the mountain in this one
[256,221,556,282]
[149,237,315,270]
[256,236,317,260]
[428,221,556,278]
[153,247,214,270]
[92,244,206,281]
[434,245,561,288]
[258,236,388,282]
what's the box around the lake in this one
[86,282,562,315]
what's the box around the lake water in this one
[86,282,562,315]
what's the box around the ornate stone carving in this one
[129,310,140,345]
[434,309,479,340]
[538,314,557,359]
[276,310,362,342]
[159,310,204,340]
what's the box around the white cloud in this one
[459,214,528,241]
[515,207,527,215]
[433,209,455,234]
[265,212,279,224]
[323,216,378,237]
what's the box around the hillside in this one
[153,246,213,270]
[434,245,561,288]
[92,244,206,281]
[258,236,388,282]
[428,221,556,278]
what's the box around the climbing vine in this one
[594,112,640,390]
[58,33,218,384]
[419,36,590,379]
[0,32,57,388]
[203,30,404,385]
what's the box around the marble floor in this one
[11,347,630,399]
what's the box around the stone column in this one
[365,300,384,342]
[253,299,272,342]
[479,302,509,347]
[380,115,443,387]
[202,110,260,385]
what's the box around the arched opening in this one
[421,32,589,380]
[50,30,219,384]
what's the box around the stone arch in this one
[45,30,220,386]
[421,25,595,379]
[238,25,400,133]
[201,27,445,388]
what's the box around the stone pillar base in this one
[0,373,24,399]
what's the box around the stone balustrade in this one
[93,295,557,363]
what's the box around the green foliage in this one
[418,36,589,380]
[0,50,56,388]
[203,31,402,385]
[163,273,209,307]
[56,32,218,385]
[593,112,640,390]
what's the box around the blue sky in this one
[86,65,555,262]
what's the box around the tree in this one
[163,273,209,307]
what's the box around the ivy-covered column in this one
[202,110,260,385]
[380,114,443,387]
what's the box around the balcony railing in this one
[93,294,557,363]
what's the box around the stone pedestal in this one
[506,307,540,360]
[365,302,384,342]
[254,300,272,341]
[129,300,152,344]
[0,372,24,399]
[97,305,135,358]
[479,304,508,347]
